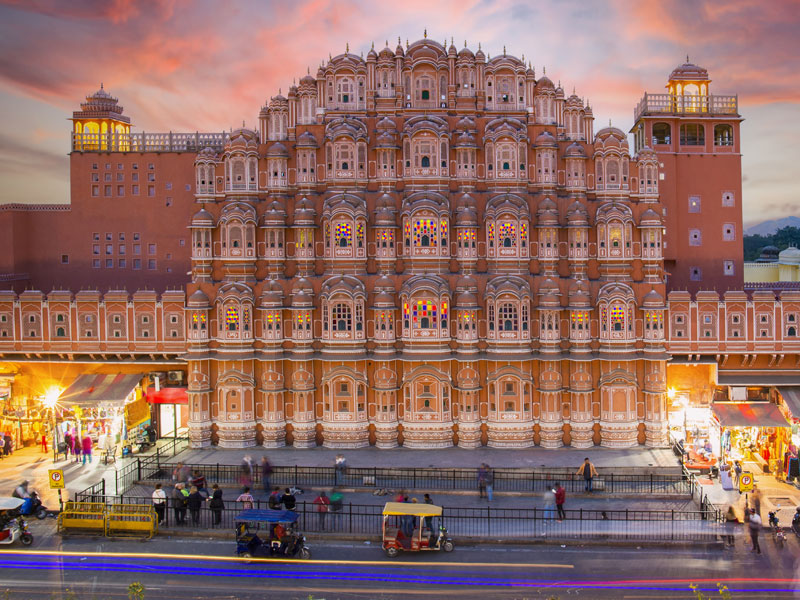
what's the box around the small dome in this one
[263,200,287,226]
[564,141,585,158]
[568,279,592,308]
[260,279,284,307]
[198,146,217,158]
[536,197,559,225]
[293,197,317,224]
[457,45,474,59]
[537,278,562,307]
[267,142,289,157]
[639,208,662,227]
[456,206,478,226]
[296,131,318,148]
[566,200,589,225]
[594,126,627,144]
[188,289,210,307]
[779,246,800,265]
[191,208,214,227]
[395,40,405,56]
[367,45,377,60]
[566,93,583,108]
[669,61,709,82]
[536,75,554,91]
[642,289,665,307]
[299,73,315,86]
[535,130,557,147]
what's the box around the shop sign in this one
[739,471,754,493]
[48,469,65,489]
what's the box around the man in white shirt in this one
[152,483,167,525]
[748,508,762,554]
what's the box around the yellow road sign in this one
[739,471,753,493]
[48,469,65,489]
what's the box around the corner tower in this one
[71,84,131,150]
[631,60,743,293]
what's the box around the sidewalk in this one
[701,468,800,526]
[172,445,678,472]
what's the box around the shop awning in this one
[712,402,790,428]
[146,386,188,404]
[777,387,800,419]
[59,373,143,408]
[717,373,800,386]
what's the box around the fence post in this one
[487,505,491,536]
[413,468,416,490]
[102,479,106,496]
[156,447,160,473]
[453,469,456,490]
[349,503,353,534]
[137,458,142,482]
[216,463,220,483]
[610,473,614,494]
[650,473,653,494]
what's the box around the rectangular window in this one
[680,124,705,146]
[724,260,734,275]
[104,172,111,182]
[133,232,140,241]
[92,259,100,268]
[723,223,735,241]
[116,172,124,181]
[131,172,139,182]
[688,195,701,213]
[165,182,172,190]
[148,243,156,255]
[118,245,126,255]
[117,185,124,196]
[147,172,155,182]
[689,229,702,246]
[105,233,112,241]
[61,254,69,264]
[147,259,156,270]
[105,244,112,255]
[105,258,113,268]
[118,258,126,268]
[132,185,139,195]
[133,259,141,269]
[147,186,155,196]
[119,232,125,241]
[117,163,123,170]
[133,244,141,255]
[105,163,111,170]
[91,173,99,182]
[690,266,702,281]
[722,191,735,207]
[148,163,154,170]
[92,244,100,255]
[132,163,138,170]
[91,185,99,197]
[93,232,100,241]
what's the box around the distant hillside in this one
[743,226,800,261]
[745,216,800,236]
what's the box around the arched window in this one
[421,156,430,168]
[652,123,671,145]
[225,306,240,331]
[788,327,797,337]
[56,327,65,337]
[714,124,733,146]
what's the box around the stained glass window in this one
[412,299,437,328]
[414,218,438,247]
[226,306,239,331]
[356,222,364,247]
[499,222,516,247]
[488,223,495,246]
[335,222,352,247]
[520,223,528,247]
[243,308,250,331]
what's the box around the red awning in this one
[59,373,143,407]
[146,386,188,404]
[712,402,790,428]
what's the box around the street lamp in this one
[42,386,62,460]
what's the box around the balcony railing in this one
[634,93,738,121]
[72,132,228,153]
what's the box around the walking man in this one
[261,456,273,495]
[313,490,330,531]
[152,483,167,525]
[208,484,224,526]
[173,483,188,525]
[484,464,494,502]
[555,482,566,521]
[576,457,598,492]
[477,464,487,499]
[748,508,762,554]
[733,461,742,489]
[334,454,347,486]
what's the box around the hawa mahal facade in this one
[2,38,799,449]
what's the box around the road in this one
[1,523,799,599]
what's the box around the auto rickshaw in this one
[0,498,33,547]
[381,502,453,558]
[234,509,311,560]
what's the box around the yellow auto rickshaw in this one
[381,502,453,558]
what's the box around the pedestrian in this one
[543,485,557,523]
[554,482,566,521]
[724,505,740,547]
[64,431,73,460]
[733,461,742,489]
[751,486,762,519]
[281,487,296,511]
[41,431,48,454]
[187,485,203,526]
[394,490,406,503]
[401,495,414,538]
[260,456,273,494]
[172,462,189,484]
[576,457,598,492]
[485,464,494,502]
[72,436,81,463]
[313,490,330,530]
[191,470,208,496]
[477,464,487,499]
[748,508,762,554]
[152,483,167,525]
[240,455,254,491]
[3,433,13,456]
[81,434,93,465]
[268,486,282,509]
[329,489,344,530]
[237,486,255,510]
[334,454,347,486]
[423,493,434,530]
[173,483,188,525]
[208,484,224,526]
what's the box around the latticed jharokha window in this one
[332,303,352,331]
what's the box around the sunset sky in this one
[0,0,798,227]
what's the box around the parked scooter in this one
[769,509,786,548]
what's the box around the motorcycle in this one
[769,509,785,548]
[20,491,51,520]
[0,498,33,546]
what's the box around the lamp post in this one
[42,387,62,463]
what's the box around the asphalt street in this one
[0,519,798,599]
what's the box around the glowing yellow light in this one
[43,386,63,409]
[667,387,676,401]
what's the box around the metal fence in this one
[69,494,723,543]
[114,438,190,494]
[125,462,692,497]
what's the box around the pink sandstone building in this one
[2,38,797,451]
